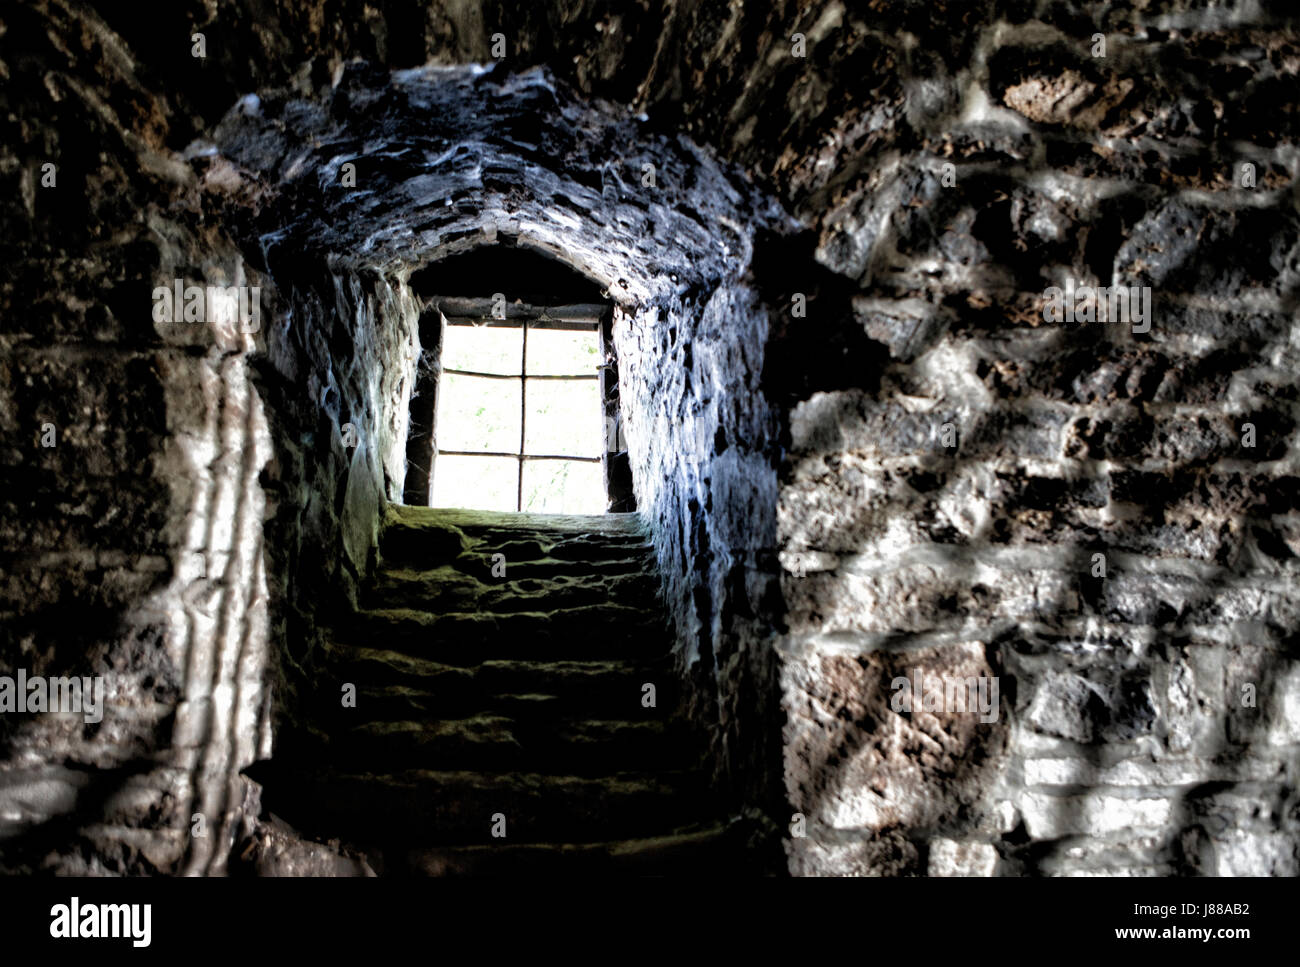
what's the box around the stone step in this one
[464,529,652,553]
[365,566,660,614]
[333,687,674,725]
[314,647,677,720]
[451,553,652,580]
[377,509,470,569]
[316,643,473,695]
[398,824,737,875]
[244,766,711,845]
[363,567,485,613]
[390,505,648,539]
[477,659,675,717]
[278,716,690,775]
[378,505,653,570]
[338,606,669,663]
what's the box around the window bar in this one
[518,321,527,511]
[441,369,596,381]
[438,450,602,462]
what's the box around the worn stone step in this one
[278,716,689,775]
[452,553,652,580]
[398,824,737,875]
[317,643,473,694]
[312,647,677,721]
[312,646,676,718]
[477,659,676,717]
[390,505,648,539]
[244,766,710,845]
[465,530,652,554]
[363,567,485,612]
[338,606,669,662]
[366,566,660,613]
[378,508,471,569]
[383,535,655,572]
[378,505,652,570]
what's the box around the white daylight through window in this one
[431,315,606,513]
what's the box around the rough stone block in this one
[927,838,999,876]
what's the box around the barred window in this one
[430,313,606,513]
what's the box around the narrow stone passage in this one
[253,506,734,874]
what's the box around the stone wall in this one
[3,0,1299,877]
[250,266,421,762]
[613,285,786,843]
[0,4,421,873]
[776,8,1300,876]
[0,0,278,873]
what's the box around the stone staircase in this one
[249,505,735,874]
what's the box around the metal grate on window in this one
[435,314,602,512]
